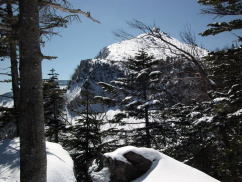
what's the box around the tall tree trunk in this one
[19,0,47,181]
[9,41,20,134]
[6,1,20,135]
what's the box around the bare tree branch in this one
[41,55,58,60]
[0,79,11,82]
[42,1,101,24]
[0,72,11,76]
[114,20,214,92]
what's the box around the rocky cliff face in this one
[66,59,124,112]
[66,32,209,113]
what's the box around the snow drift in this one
[0,138,76,182]
[90,146,220,182]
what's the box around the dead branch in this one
[42,2,101,24]
[0,72,11,76]
[41,55,58,60]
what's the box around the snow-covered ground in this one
[96,146,220,182]
[0,138,76,182]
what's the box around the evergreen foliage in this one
[162,36,242,182]
[43,69,66,143]
[64,81,104,182]
[97,50,161,147]
[205,47,242,91]
[151,2,242,180]
[198,0,242,42]
[163,84,242,181]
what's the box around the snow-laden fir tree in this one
[43,68,66,143]
[65,80,104,182]
[97,50,161,147]
[198,0,242,42]
[160,1,242,180]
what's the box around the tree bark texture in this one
[6,1,20,135]
[19,0,47,181]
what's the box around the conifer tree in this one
[0,1,20,135]
[17,1,100,181]
[198,0,242,42]
[18,0,47,181]
[98,50,161,147]
[43,68,66,143]
[162,2,242,180]
[66,81,103,182]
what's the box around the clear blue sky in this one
[0,0,240,94]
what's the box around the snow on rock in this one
[104,146,161,164]
[0,138,76,182]
[91,146,154,182]
[132,149,220,182]
[91,146,220,182]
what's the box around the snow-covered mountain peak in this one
[96,32,208,63]
[67,32,209,112]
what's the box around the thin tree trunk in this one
[9,42,19,111]
[144,106,151,148]
[6,1,20,135]
[9,41,20,135]
[54,100,59,143]
[85,88,90,178]
[143,87,151,147]
[19,0,47,181]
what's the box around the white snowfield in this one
[106,146,220,182]
[0,138,76,182]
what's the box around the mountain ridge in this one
[67,32,209,113]
[95,32,208,64]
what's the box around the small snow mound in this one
[104,146,161,164]
[46,142,76,182]
[0,138,76,182]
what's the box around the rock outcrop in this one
[90,146,220,182]
[90,151,153,182]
